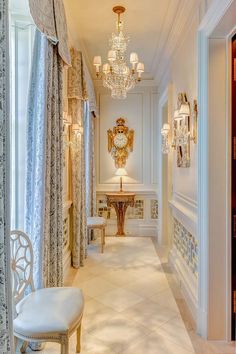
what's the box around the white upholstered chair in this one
[87,216,106,253]
[10,230,84,354]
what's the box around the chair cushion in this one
[14,287,84,338]
[87,216,106,228]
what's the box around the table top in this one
[105,192,135,197]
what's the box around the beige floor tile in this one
[101,268,141,286]
[85,263,111,276]
[80,330,117,354]
[79,276,118,297]
[122,331,195,354]
[149,288,179,311]
[95,287,144,312]
[82,298,118,330]
[88,314,150,353]
[38,237,235,354]
[123,299,178,331]
[72,270,95,285]
[124,273,169,299]
[155,319,194,351]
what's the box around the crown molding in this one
[153,0,200,86]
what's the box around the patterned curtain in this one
[29,0,71,65]
[68,49,87,268]
[0,0,14,352]
[85,103,96,218]
[43,40,64,288]
[84,103,97,242]
[25,30,64,289]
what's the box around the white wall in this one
[158,0,216,323]
[95,81,158,236]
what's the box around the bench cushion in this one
[87,216,106,228]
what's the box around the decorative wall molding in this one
[154,0,199,86]
[95,84,158,194]
[169,192,197,238]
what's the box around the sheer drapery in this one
[0,0,14,352]
[25,30,47,290]
[68,49,87,267]
[25,30,64,289]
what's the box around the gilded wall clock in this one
[107,118,134,168]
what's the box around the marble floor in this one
[23,237,236,354]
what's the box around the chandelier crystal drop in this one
[93,6,144,99]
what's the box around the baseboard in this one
[169,246,198,322]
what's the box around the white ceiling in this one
[64,0,198,82]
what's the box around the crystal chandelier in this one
[93,6,145,99]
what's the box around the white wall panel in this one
[95,83,158,193]
[99,93,143,185]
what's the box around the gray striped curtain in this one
[0,0,14,353]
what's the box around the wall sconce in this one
[161,93,198,155]
[161,123,170,154]
[63,122,83,151]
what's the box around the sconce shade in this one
[108,50,116,62]
[163,123,170,131]
[137,62,144,73]
[93,56,102,66]
[179,102,190,116]
[103,63,110,74]
[174,109,182,121]
[115,168,128,177]
[130,52,139,64]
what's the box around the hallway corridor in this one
[38,237,195,354]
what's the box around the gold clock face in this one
[114,133,128,149]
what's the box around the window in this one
[10,4,35,229]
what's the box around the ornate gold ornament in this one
[107,118,134,168]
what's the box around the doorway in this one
[198,0,236,340]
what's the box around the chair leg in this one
[76,324,82,353]
[61,338,69,354]
[101,229,104,253]
[20,341,28,353]
[103,227,106,245]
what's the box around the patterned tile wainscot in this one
[150,199,158,219]
[173,218,198,277]
[97,199,144,220]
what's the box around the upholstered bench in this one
[87,216,106,253]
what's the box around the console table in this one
[106,192,135,236]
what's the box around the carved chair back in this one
[10,230,35,306]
